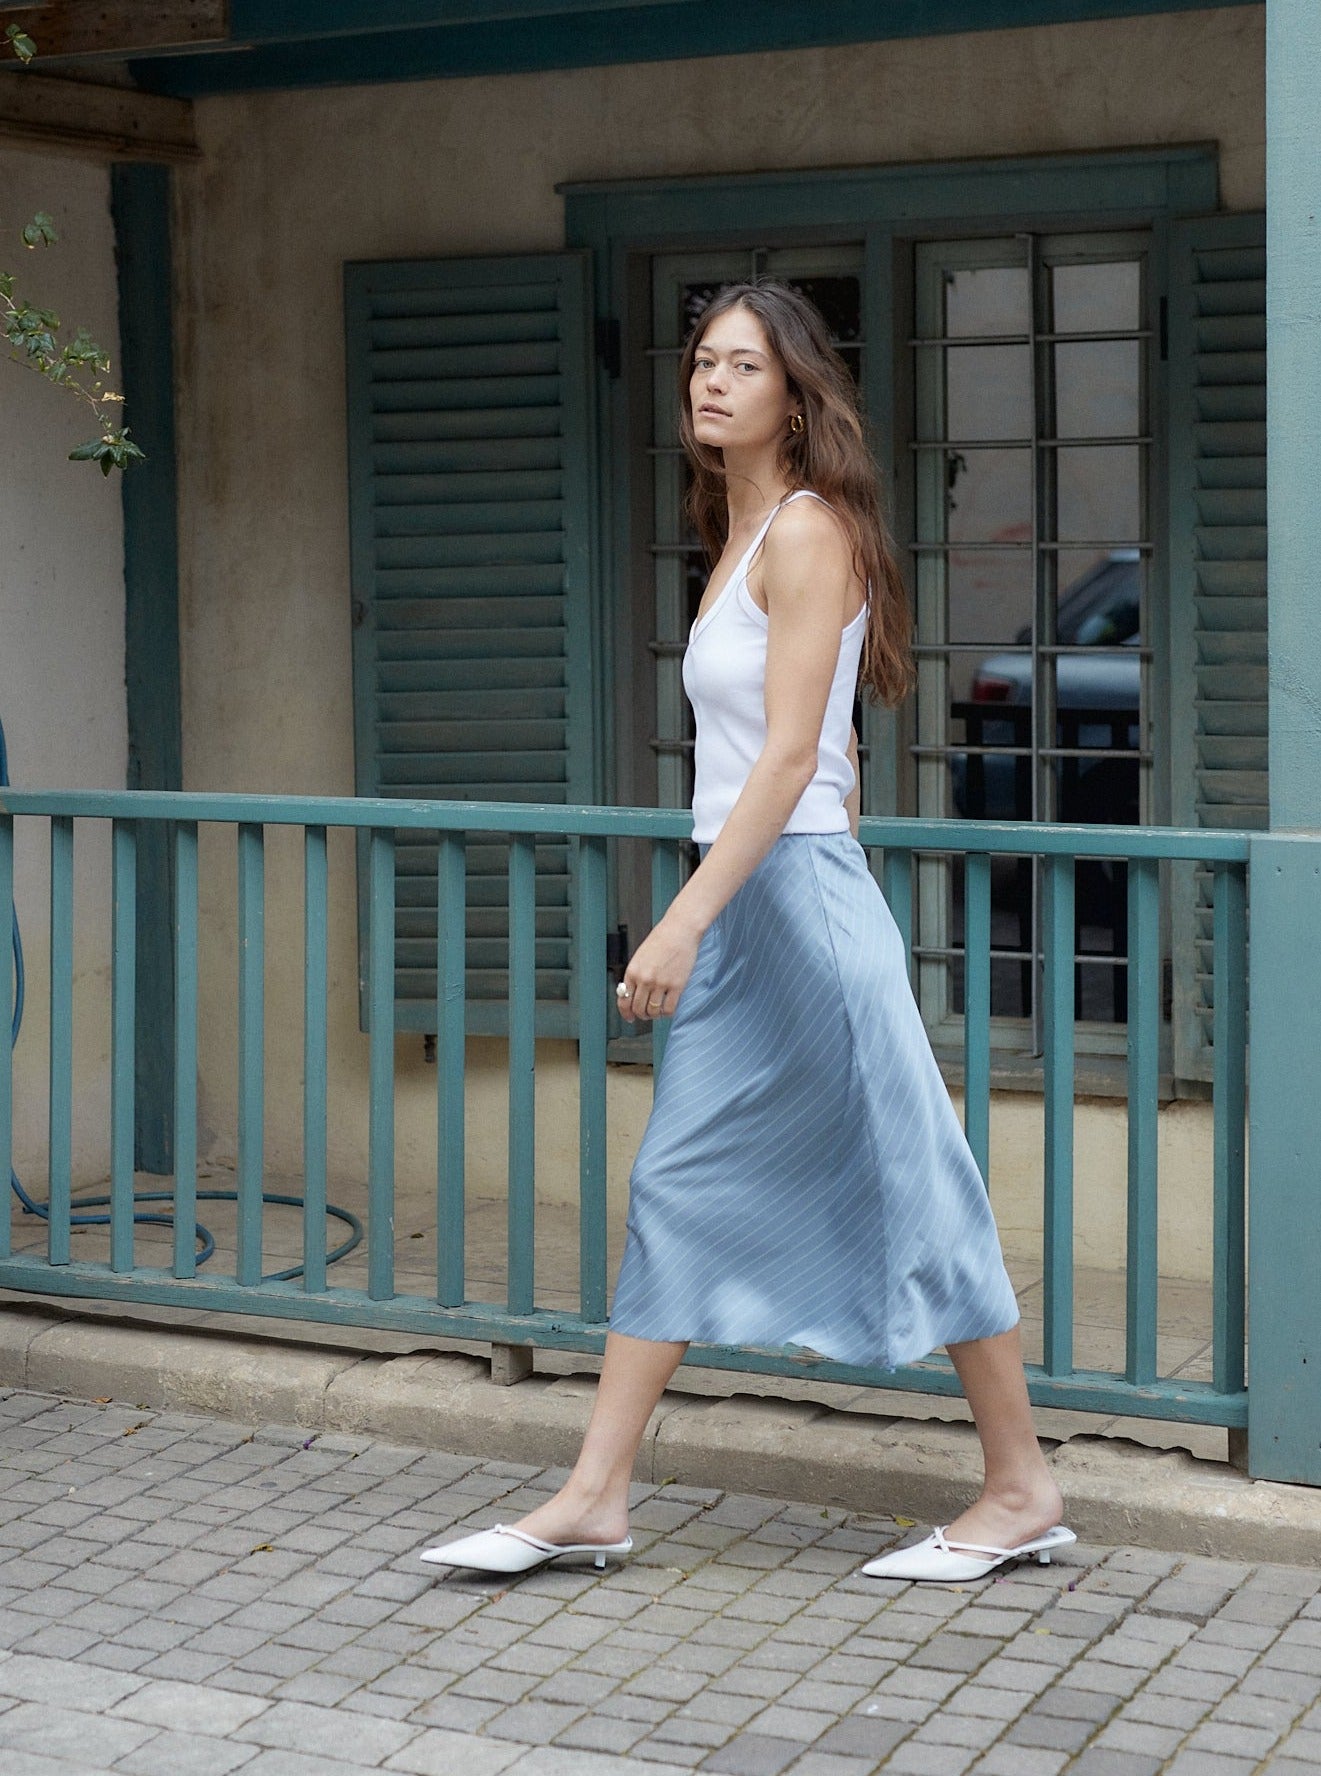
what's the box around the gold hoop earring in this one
[789,413,805,435]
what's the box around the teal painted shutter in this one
[345,253,596,1037]
[1167,212,1266,1080]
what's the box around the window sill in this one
[930,1046,1209,1105]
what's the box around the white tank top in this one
[683,489,867,845]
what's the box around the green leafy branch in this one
[2,22,144,472]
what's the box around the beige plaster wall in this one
[172,8,1263,1284]
[0,148,125,1192]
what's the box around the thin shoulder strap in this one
[746,488,831,569]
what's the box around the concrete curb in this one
[2,1303,1319,1564]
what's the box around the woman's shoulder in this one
[762,490,851,557]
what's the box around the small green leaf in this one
[4,25,37,63]
[21,213,57,250]
[68,438,109,463]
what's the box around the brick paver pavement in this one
[0,1387,1318,1776]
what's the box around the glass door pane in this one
[911,231,1152,1046]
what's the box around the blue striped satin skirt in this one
[608,830,1019,1370]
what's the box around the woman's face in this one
[689,305,799,454]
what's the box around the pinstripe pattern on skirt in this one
[608,829,1020,1370]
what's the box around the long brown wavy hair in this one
[678,280,913,706]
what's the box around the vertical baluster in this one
[1212,860,1247,1396]
[883,848,914,981]
[1125,855,1160,1384]
[507,834,536,1314]
[0,813,13,1259]
[437,832,466,1307]
[650,840,681,1077]
[367,828,395,1301]
[578,835,608,1321]
[1042,852,1075,1375]
[48,818,74,1266]
[236,823,265,1286]
[110,820,137,1273]
[173,823,198,1278]
[962,851,991,1183]
[302,825,328,1293]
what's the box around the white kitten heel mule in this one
[860,1523,1077,1583]
[418,1523,634,1576]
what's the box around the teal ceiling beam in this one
[130,0,1257,96]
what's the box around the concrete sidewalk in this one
[1,1303,1319,1569]
[1,1383,1320,1776]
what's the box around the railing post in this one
[173,822,199,1278]
[436,832,466,1309]
[110,820,138,1274]
[1124,856,1160,1386]
[506,833,537,1318]
[302,825,328,1293]
[366,827,396,1302]
[236,822,265,1286]
[962,850,990,1183]
[48,818,74,1266]
[1041,853,1075,1377]
[1247,833,1321,1482]
[0,810,12,1260]
[578,834,609,1322]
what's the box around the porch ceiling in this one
[0,0,1260,96]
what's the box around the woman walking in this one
[420,282,1073,1585]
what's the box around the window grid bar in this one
[910,744,1151,762]
[909,540,1152,554]
[914,942,1128,968]
[910,436,1152,451]
[910,327,1150,347]
[648,338,862,358]
[913,641,1152,658]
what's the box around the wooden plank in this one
[0,69,197,160]
[0,2,226,60]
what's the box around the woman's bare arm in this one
[844,725,860,841]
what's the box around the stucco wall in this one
[0,147,126,1192]
[169,7,1264,1282]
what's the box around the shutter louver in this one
[346,254,595,1036]
[1168,213,1266,1081]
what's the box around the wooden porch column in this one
[113,163,183,1176]
[1247,0,1321,1483]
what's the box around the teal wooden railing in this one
[0,791,1250,1437]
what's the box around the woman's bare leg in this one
[941,1324,1064,1549]
[508,1332,687,1545]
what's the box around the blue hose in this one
[2,716,363,1283]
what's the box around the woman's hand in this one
[615,913,702,1024]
